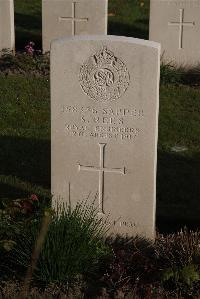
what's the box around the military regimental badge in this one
[79,47,130,101]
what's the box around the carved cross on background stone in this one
[59,2,88,36]
[78,143,125,215]
[168,8,195,49]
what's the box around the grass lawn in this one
[0,0,199,233]
[0,75,50,199]
[14,0,42,50]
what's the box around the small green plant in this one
[156,229,200,296]
[163,264,200,287]
[0,211,22,280]
[11,202,110,286]
[155,229,200,269]
[0,194,48,225]
[0,194,48,280]
[160,62,183,85]
[160,61,200,86]
[0,50,49,76]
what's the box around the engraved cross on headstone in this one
[59,2,88,36]
[168,8,195,49]
[78,143,125,215]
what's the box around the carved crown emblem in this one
[79,47,130,101]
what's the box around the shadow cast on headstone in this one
[0,137,199,232]
[108,18,149,40]
[157,150,200,233]
[14,12,42,50]
[0,135,50,198]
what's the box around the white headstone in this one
[0,0,15,55]
[42,0,108,53]
[51,36,160,239]
[149,0,200,66]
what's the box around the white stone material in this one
[51,35,160,239]
[42,0,108,53]
[149,0,200,66]
[0,0,15,54]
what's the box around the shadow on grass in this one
[14,3,149,49]
[108,18,149,39]
[0,135,50,198]
[0,136,199,232]
[15,12,42,50]
[157,151,200,233]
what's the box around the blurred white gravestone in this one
[42,0,108,53]
[51,35,160,239]
[0,0,15,55]
[149,0,200,66]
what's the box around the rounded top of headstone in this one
[50,35,161,51]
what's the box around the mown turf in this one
[159,85,200,155]
[108,0,150,39]
[14,0,150,49]
[0,0,199,232]
[157,84,200,231]
[14,0,42,50]
[0,75,50,199]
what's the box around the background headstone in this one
[51,36,160,239]
[149,0,200,66]
[0,0,15,54]
[42,0,108,53]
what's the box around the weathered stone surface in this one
[51,36,160,239]
[42,0,108,53]
[149,0,200,66]
[0,0,15,54]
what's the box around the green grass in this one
[14,0,150,50]
[108,0,150,39]
[14,0,42,50]
[157,84,200,231]
[0,75,50,199]
[0,0,199,233]
[8,203,109,284]
[159,85,200,154]
[1,218,199,298]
